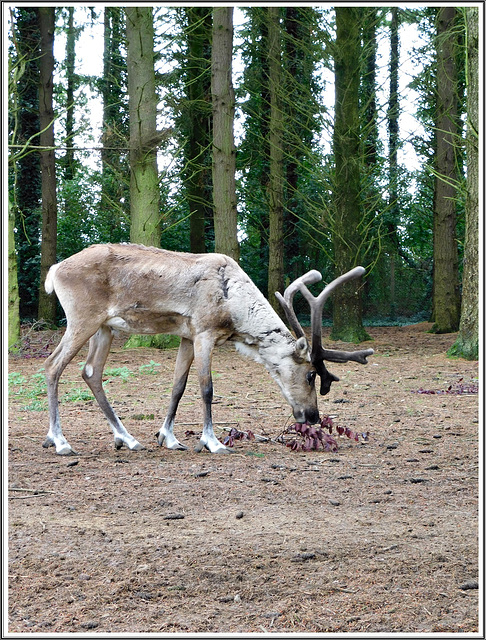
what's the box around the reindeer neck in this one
[227,278,294,351]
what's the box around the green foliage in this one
[123,334,181,350]
[237,7,328,292]
[6,7,475,334]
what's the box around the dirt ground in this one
[7,323,480,634]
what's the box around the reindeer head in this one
[276,267,374,398]
[266,334,320,425]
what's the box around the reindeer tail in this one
[45,263,60,295]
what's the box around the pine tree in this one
[237,8,272,292]
[387,7,400,318]
[10,8,41,321]
[126,7,160,246]
[431,7,461,333]
[212,7,239,260]
[100,6,129,243]
[8,197,20,349]
[180,7,213,253]
[282,7,323,283]
[450,7,478,358]
[36,6,58,324]
[267,7,285,309]
[331,7,370,343]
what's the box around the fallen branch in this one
[9,487,55,494]
[9,494,51,500]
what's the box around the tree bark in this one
[387,7,399,319]
[100,7,129,242]
[431,7,461,333]
[451,8,478,358]
[36,6,57,324]
[64,7,75,181]
[12,8,41,320]
[126,7,160,247]
[282,7,303,281]
[212,6,239,261]
[185,7,212,254]
[331,7,369,343]
[8,198,21,350]
[361,7,378,167]
[267,7,285,311]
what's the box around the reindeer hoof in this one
[42,438,54,449]
[156,430,187,450]
[168,442,188,451]
[115,437,145,451]
[57,445,78,456]
[196,440,233,454]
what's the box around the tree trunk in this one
[282,7,302,281]
[387,7,400,319]
[12,8,41,320]
[126,7,160,247]
[8,198,21,350]
[331,7,369,343]
[36,6,57,324]
[100,7,129,243]
[450,8,478,358]
[431,7,461,333]
[267,7,285,311]
[281,7,320,284]
[361,7,378,167]
[64,7,75,181]
[212,6,239,261]
[185,7,212,254]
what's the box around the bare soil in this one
[7,323,480,634]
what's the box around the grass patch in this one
[138,360,161,375]
[104,366,133,382]
[8,356,167,413]
[9,369,48,411]
[62,388,94,402]
[124,334,180,350]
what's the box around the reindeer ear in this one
[294,336,310,362]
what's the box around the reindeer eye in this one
[306,371,317,386]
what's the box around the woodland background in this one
[7,5,479,358]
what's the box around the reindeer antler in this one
[276,267,374,395]
[275,269,322,339]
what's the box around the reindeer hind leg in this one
[82,326,144,451]
[44,325,96,455]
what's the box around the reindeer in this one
[43,243,373,455]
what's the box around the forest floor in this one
[7,322,480,635]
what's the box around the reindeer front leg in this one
[193,332,230,454]
[157,337,194,451]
